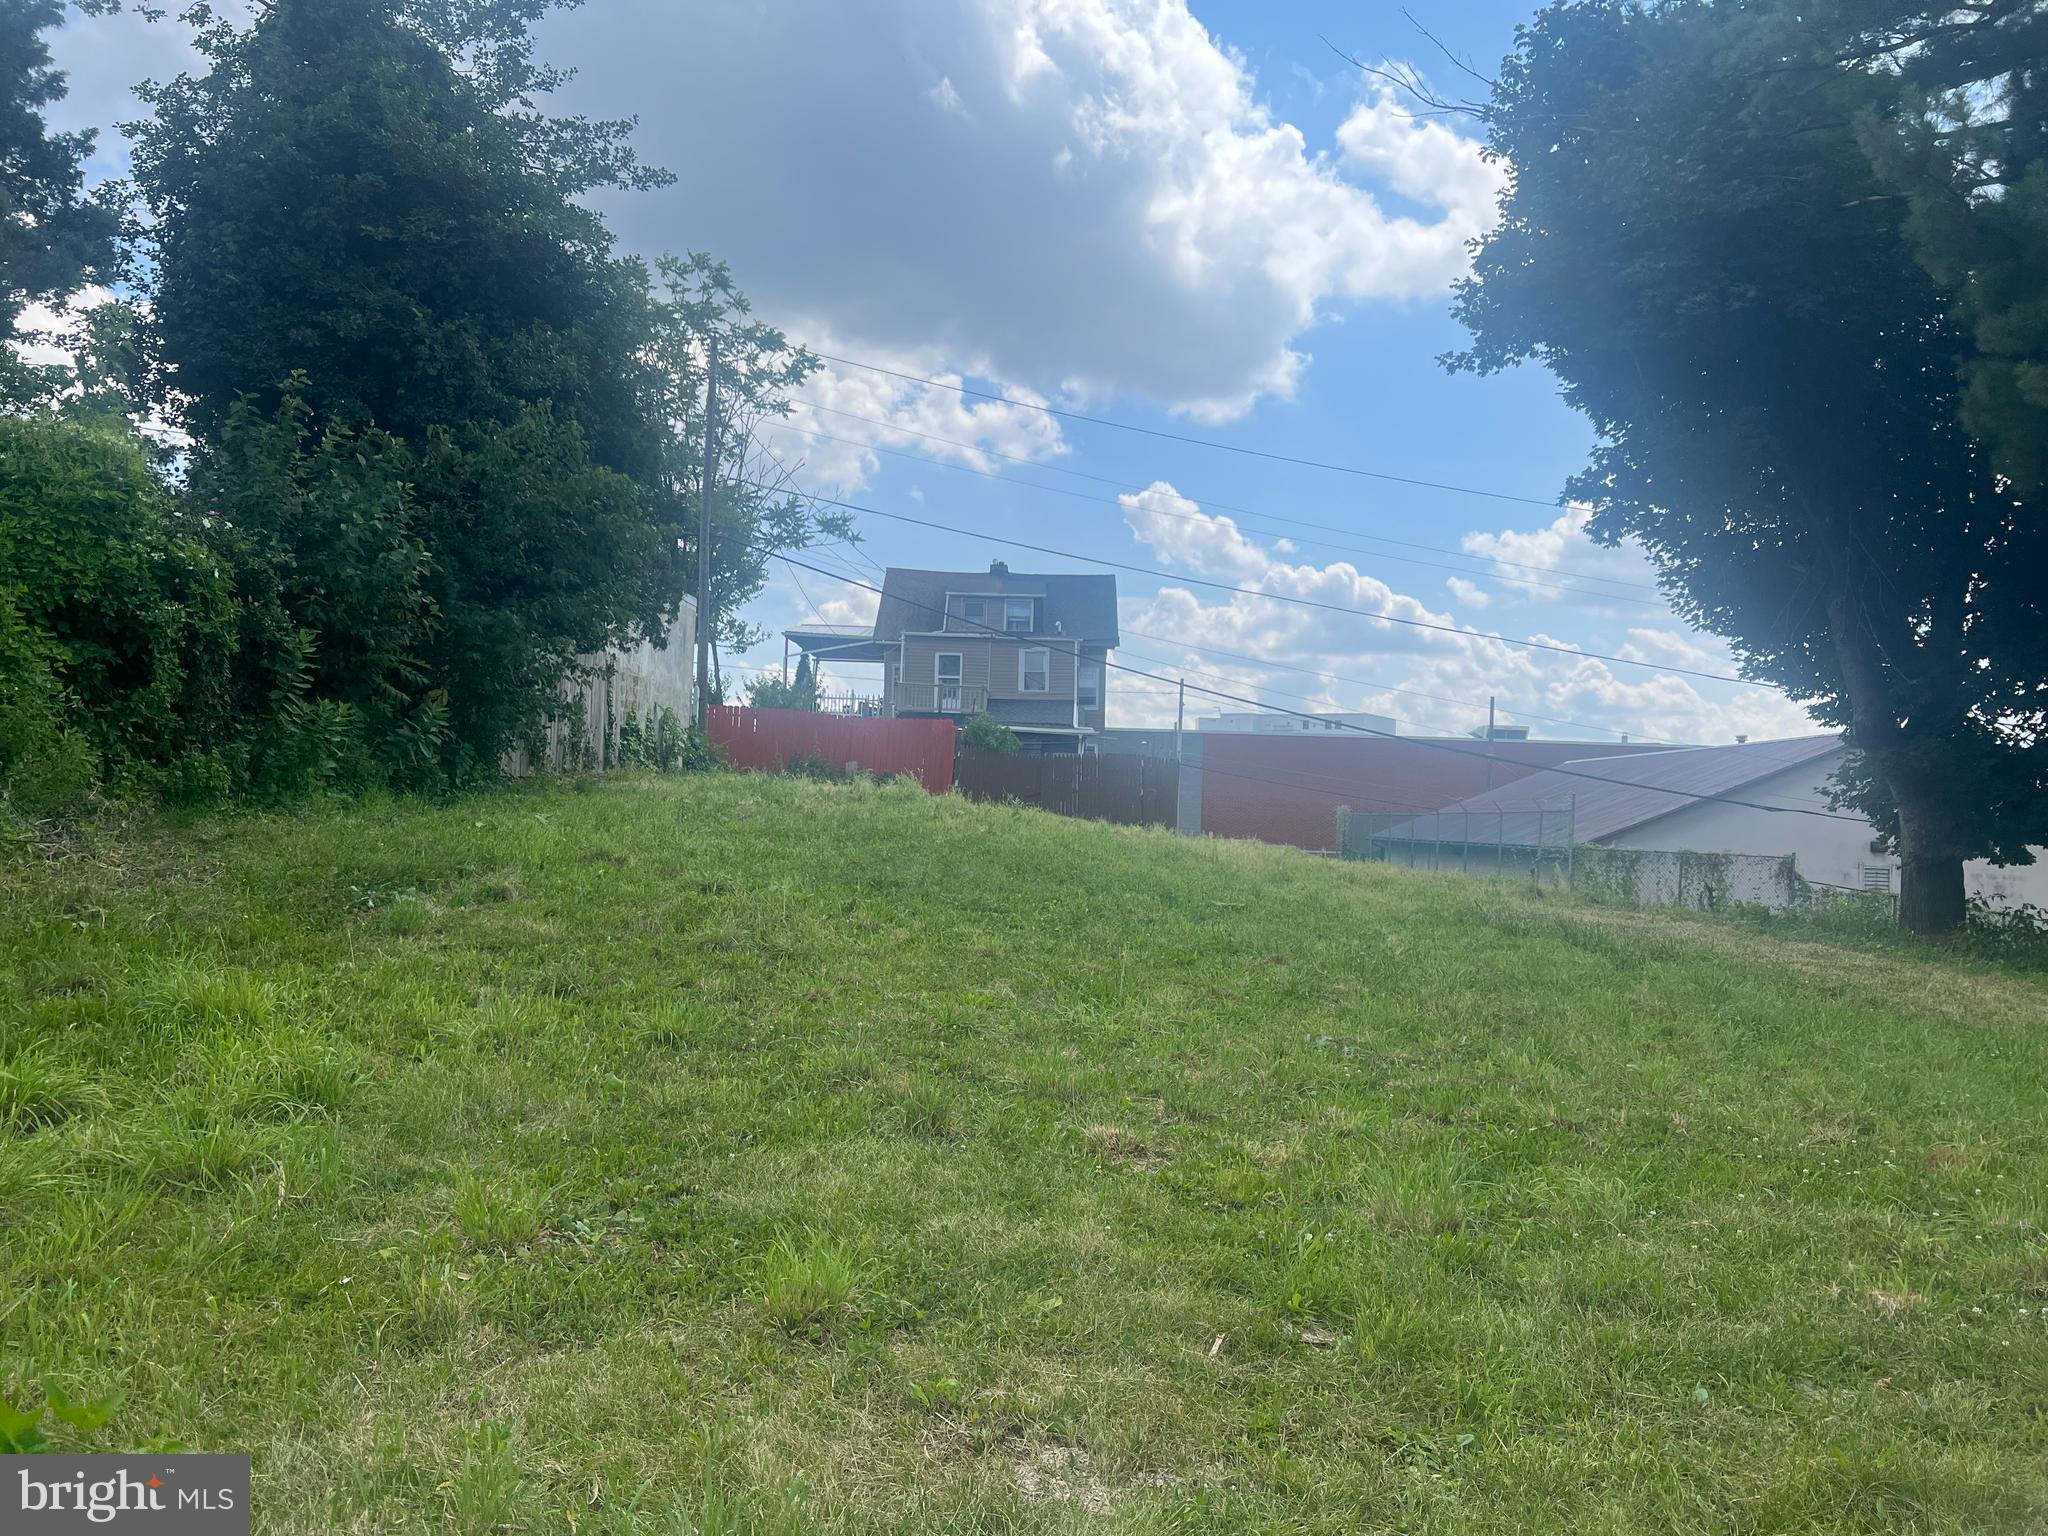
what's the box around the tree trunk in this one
[1897,811,1967,938]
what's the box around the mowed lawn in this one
[4,773,2047,1534]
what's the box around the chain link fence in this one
[1338,803,1581,886]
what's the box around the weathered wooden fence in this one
[708,706,957,793]
[956,748,1179,828]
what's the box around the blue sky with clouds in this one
[46,0,1815,745]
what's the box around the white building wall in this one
[504,596,695,775]
[1597,746,2048,908]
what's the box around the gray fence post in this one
[1174,733,1203,836]
[1566,795,1577,888]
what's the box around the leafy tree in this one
[1827,3,2048,494]
[638,253,854,663]
[0,0,123,408]
[1446,0,2044,935]
[193,383,440,783]
[0,413,236,809]
[745,654,822,712]
[130,0,682,775]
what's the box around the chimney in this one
[989,559,1009,576]
[1736,734,1749,745]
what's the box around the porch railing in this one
[894,683,990,716]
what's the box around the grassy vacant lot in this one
[3,772,2047,1534]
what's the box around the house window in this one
[1019,648,1050,692]
[1003,598,1035,633]
[962,597,986,626]
[1078,661,1101,711]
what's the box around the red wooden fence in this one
[707,707,957,793]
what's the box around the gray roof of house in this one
[873,567,1119,644]
[1375,735,1844,847]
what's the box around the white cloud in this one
[1459,504,1664,613]
[753,342,1071,497]
[1116,481,1818,745]
[812,582,880,629]
[537,0,1500,419]
[10,288,114,370]
[1117,481,1269,582]
[52,3,1501,456]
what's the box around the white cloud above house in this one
[539,0,1500,424]
[1114,481,1817,743]
[48,1,1502,485]
[1456,505,1668,615]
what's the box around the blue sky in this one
[46,0,1814,745]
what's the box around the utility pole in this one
[1174,678,1185,762]
[694,337,719,729]
[1484,694,1497,790]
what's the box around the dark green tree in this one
[1828,3,2048,494]
[193,382,443,787]
[0,0,123,407]
[130,0,682,776]
[744,653,821,712]
[1445,0,2044,935]
[0,413,237,808]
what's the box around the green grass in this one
[3,770,2047,1533]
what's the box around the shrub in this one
[0,415,237,810]
[745,658,819,711]
[669,718,723,773]
[960,713,1020,754]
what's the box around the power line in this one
[1116,625,1671,744]
[743,481,1767,688]
[765,418,1662,607]
[795,400,1657,593]
[812,351,1567,511]
[768,548,1860,824]
[777,551,1793,805]
[784,517,1668,744]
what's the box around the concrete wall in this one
[505,598,695,775]
[1600,746,2048,909]
[1573,846,1803,910]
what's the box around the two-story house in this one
[783,562,1118,754]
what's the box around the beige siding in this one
[897,635,1086,704]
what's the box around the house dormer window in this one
[962,597,986,626]
[1003,598,1034,633]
